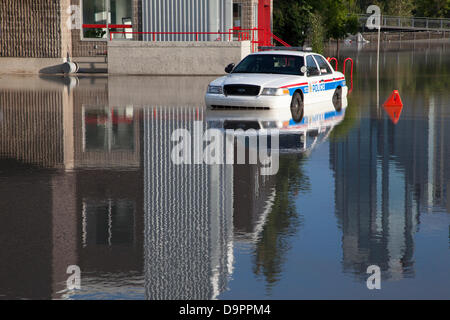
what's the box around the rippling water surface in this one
[0,41,449,299]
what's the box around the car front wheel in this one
[290,92,304,123]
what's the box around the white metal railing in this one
[357,14,450,31]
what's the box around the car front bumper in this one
[205,93,292,110]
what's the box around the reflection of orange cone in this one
[383,90,404,124]
[383,90,403,107]
[384,105,403,124]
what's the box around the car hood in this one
[209,73,305,88]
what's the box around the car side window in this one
[306,55,320,77]
[314,55,332,75]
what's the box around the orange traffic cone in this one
[383,90,403,124]
[383,90,403,107]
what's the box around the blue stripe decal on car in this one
[287,80,346,96]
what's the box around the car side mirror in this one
[225,63,235,73]
[300,66,307,75]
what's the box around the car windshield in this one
[232,54,305,75]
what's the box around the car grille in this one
[223,84,261,96]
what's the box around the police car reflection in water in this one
[206,97,348,154]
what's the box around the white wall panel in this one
[142,0,232,41]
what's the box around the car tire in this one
[332,87,342,111]
[290,92,304,123]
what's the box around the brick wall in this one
[0,0,62,58]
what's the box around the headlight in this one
[207,85,223,94]
[261,88,290,96]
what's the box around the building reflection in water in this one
[0,75,349,299]
[142,106,234,300]
[0,76,145,299]
[330,93,449,281]
[83,107,135,151]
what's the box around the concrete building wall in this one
[108,40,250,75]
[61,0,73,59]
[0,58,68,74]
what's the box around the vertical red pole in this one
[258,0,272,47]
[251,29,254,52]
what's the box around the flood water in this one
[0,41,449,300]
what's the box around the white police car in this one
[205,50,347,122]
